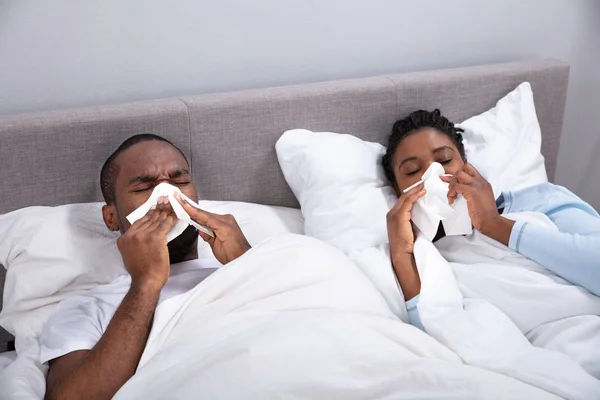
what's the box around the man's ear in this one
[102,204,119,232]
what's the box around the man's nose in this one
[156,174,171,183]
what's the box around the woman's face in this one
[391,128,465,194]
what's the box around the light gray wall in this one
[554,1,600,207]
[0,0,598,208]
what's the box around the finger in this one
[155,216,178,238]
[408,187,427,202]
[447,176,460,205]
[209,216,230,230]
[155,196,174,213]
[401,183,425,202]
[142,207,169,228]
[174,194,214,225]
[398,188,426,213]
[130,207,163,231]
[198,230,215,244]
[198,215,237,241]
[440,175,452,183]
[448,182,470,198]
[447,174,459,192]
[130,196,173,228]
[156,204,178,226]
[448,191,458,205]
[148,210,178,238]
[462,163,479,177]
[394,182,424,206]
[455,169,475,184]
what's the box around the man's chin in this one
[167,225,199,264]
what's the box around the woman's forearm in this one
[391,252,421,301]
[479,215,516,246]
[480,211,600,296]
[509,220,600,296]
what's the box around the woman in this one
[382,109,600,330]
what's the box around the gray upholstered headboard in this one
[0,59,570,349]
[0,59,569,213]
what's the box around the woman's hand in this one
[441,163,514,245]
[441,163,499,231]
[387,183,426,256]
[387,184,425,301]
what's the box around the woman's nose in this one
[423,161,434,173]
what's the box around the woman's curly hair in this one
[382,109,465,184]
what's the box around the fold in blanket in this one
[114,235,561,400]
[414,211,600,399]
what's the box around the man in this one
[41,134,252,400]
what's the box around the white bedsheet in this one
[0,337,47,399]
[113,234,558,399]
[0,350,17,372]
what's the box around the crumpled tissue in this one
[126,182,214,242]
[404,162,472,241]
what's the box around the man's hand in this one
[117,197,178,291]
[441,163,515,245]
[46,198,177,400]
[175,195,251,264]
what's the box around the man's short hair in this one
[100,134,188,204]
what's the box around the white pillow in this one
[276,130,396,255]
[275,82,546,315]
[0,201,303,349]
[0,203,125,346]
[459,82,547,197]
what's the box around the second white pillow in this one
[276,81,547,254]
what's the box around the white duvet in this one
[413,212,600,399]
[2,228,599,399]
[111,234,563,399]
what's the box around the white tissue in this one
[126,183,214,242]
[404,162,472,241]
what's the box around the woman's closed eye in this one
[405,159,452,176]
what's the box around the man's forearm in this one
[47,283,161,400]
[391,252,421,301]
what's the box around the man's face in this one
[102,140,199,262]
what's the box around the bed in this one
[3,59,591,399]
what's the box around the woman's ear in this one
[102,204,119,232]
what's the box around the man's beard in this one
[167,225,199,264]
